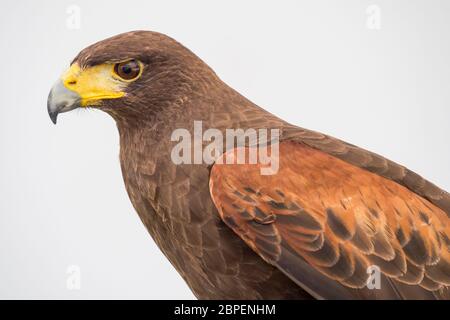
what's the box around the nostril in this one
[67,80,77,85]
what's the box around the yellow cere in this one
[61,63,126,106]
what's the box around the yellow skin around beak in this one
[48,62,136,124]
[62,63,126,106]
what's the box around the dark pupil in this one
[121,65,132,74]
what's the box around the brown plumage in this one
[48,31,450,299]
[210,142,450,299]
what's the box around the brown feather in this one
[65,31,450,299]
[210,141,450,298]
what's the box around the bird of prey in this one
[47,31,450,299]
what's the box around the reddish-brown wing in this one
[209,141,450,299]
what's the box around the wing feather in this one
[209,141,450,299]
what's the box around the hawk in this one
[47,31,450,299]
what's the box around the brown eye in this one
[114,60,141,80]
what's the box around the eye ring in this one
[113,60,142,81]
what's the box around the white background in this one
[0,0,449,299]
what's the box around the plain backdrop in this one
[0,0,449,299]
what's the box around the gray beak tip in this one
[47,91,58,124]
[47,80,81,125]
[49,111,58,124]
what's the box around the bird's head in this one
[47,30,218,124]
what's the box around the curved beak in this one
[47,80,81,124]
